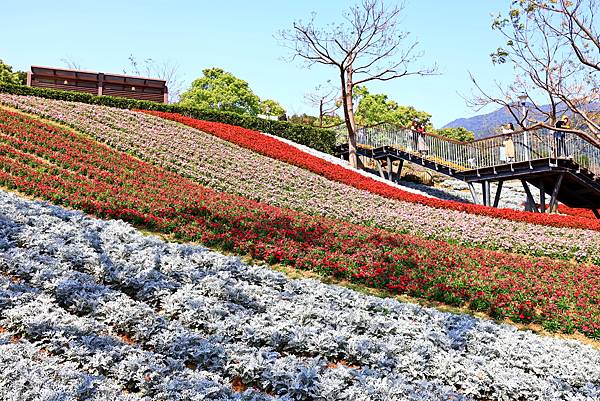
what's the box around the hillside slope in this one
[2,95,600,264]
[443,102,600,138]
[1,103,600,340]
[443,106,515,138]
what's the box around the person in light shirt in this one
[501,123,515,163]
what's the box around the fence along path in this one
[343,123,600,176]
[335,123,600,212]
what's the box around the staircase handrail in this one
[346,122,600,177]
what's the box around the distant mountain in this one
[443,105,527,139]
[443,103,599,139]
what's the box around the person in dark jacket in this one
[554,116,569,157]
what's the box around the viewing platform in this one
[335,124,600,214]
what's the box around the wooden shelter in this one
[27,66,168,103]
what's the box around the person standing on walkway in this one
[501,123,515,163]
[409,120,419,152]
[554,116,569,157]
[416,122,429,155]
[501,123,514,135]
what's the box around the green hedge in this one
[0,83,337,153]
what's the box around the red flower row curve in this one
[141,110,600,232]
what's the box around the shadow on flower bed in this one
[361,167,471,203]
[1,190,600,401]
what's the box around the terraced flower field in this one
[2,95,600,263]
[1,190,599,400]
[1,106,600,339]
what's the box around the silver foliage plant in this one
[0,190,599,401]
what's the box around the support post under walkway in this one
[481,181,492,206]
[376,159,385,179]
[548,173,564,213]
[396,160,404,182]
[521,180,540,213]
[468,182,479,205]
[493,181,503,208]
[540,180,546,213]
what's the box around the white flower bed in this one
[259,131,437,198]
[0,277,257,400]
[0,190,599,401]
[0,309,144,401]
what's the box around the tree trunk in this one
[340,63,359,168]
[319,99,324,128]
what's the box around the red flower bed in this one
[520,201,598,221]
[558,204,599,220]
[142,110,600,232]
[2,108,599,338]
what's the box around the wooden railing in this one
[337,123,600,176]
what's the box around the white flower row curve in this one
[0,190,598,401]
[258,130,437,198]
[262,131,535,209]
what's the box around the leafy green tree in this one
[260,99,286,117]
[435,127,475,142]
[0,59,24,85]
[354,86,432,128]
[179,68,261,115]
[288,114,318,126]
[320,114,344,128]
[15,71,27,85]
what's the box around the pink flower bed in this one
[146,110,600,232]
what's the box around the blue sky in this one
[2,0,516,126]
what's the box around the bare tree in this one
[470,0,599,145]
[304,82,341,127]
[60,56,83,70]
[124,55,185,103]
[278,0,437,168]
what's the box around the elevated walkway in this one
[335,124,600,213]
